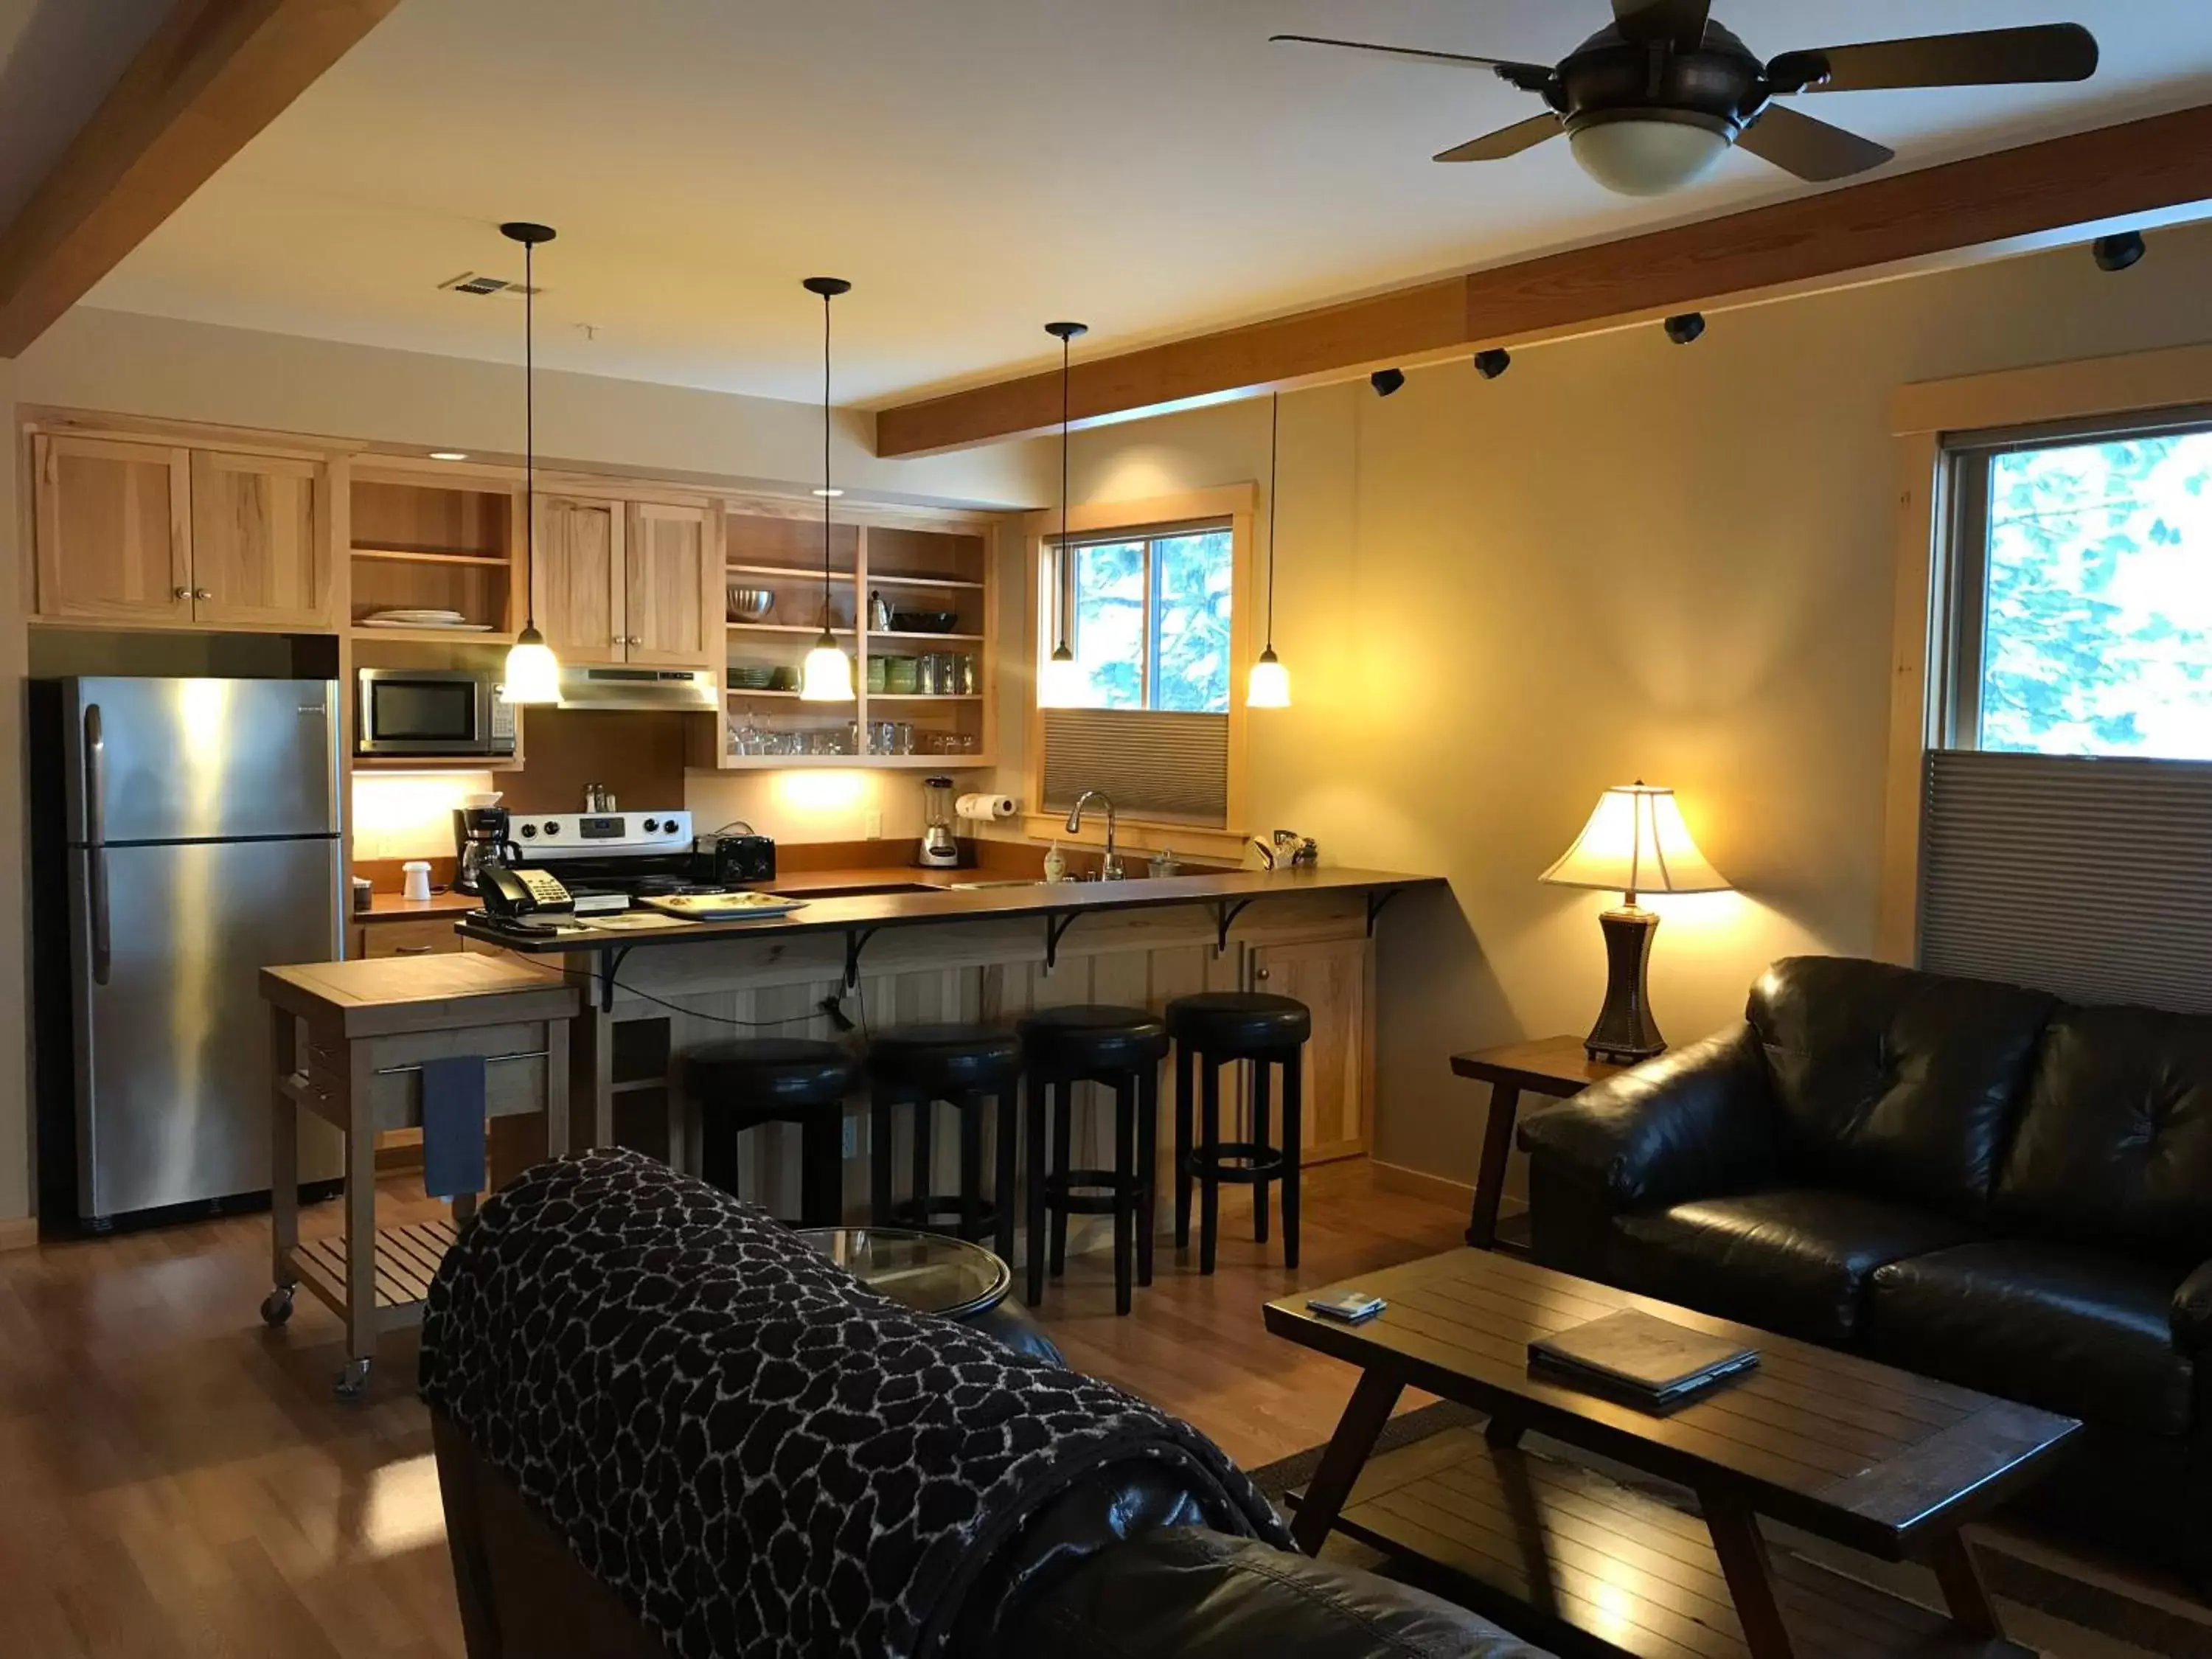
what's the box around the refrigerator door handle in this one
[85,703,110,985]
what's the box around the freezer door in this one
[68,836,343,1219]
[63,678,340,844]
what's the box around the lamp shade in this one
[799,630,854,701]
[1540,784,1728,899]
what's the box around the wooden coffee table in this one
[1266,1248,2079,1659]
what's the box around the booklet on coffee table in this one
[1528,1310,1759,1408]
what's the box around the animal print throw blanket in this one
[419,1149,1288,1659]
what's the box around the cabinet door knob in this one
[1256,967,1270,981]
[173,586,192,600]
[193,588,212,600]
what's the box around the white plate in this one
[364,608,466,621]
[358,619,494,632]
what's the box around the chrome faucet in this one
[1066,790,1124,881]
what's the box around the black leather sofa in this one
[1517,955,2212,1579]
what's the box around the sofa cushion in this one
[1610,1189,1976,1345]
[1994,1003,2212,1266]
[1866,1241,2195,1438]
[1003,1527,1554,1659]
[1748,958,2055,1217]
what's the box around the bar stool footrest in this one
[1044,1169,1145,1215]
[887,1194,1002,1234]
[1183,1141,1287,1185]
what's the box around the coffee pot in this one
[453,805,520,896]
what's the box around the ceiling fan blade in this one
[1770,23,2098,95]
[1611,0,1713,50]
[1269,33,1529,72]
[1738,104,1895,181]
[1434,115,1565,163]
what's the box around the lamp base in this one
[1585,905,1666,1065]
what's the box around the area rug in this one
[1246,1405,2212,1659]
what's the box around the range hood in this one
[554,665,719,712]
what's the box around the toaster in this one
[706,832,777,885]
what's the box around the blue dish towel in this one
[420,1055,487,1200]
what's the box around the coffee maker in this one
[453,805,518,895]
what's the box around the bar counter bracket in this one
[1043,909,1083,973]
[1366,887,1405,938]
[1211,898,1256,957]
[842,925,883,991]
[596,945,636,1014]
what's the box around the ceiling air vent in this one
[439,272,540,297]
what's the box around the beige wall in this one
[1057,221,2212,1184]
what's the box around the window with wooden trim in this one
[1026,489,1255,852]
[1918,406,2212,1012]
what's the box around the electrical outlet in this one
[864,810,883,839]
[842,1116,861,1158]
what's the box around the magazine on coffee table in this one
[1528,1310,1759,1408]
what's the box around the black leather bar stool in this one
[1018,1006,1169,1317]
[1167,992,1313,1273]
[866,1024,1024,1265]
[684,1038,860,1226]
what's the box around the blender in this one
[917,775,961,869]
[453,803,519,895]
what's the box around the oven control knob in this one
[642,818,658,832]
[542,821,560,836]
[519,824,537,838]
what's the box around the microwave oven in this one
[356,668,516,757]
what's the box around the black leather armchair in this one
[1518,956,2212,1583]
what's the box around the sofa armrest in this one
[2174,1259,2212,1354]
[1517,1022,1778,1211]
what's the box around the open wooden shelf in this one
[872,573,984,592]
[352,547,511,568]
[727,560,856,582]
[349,625,515,644]
[871,630,984,644]
[352,753,527,773]
[728,621,858,636]
[868,692,982,702]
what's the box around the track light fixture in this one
[2093,232,2146,273]
[1370,367,1406,397]
[1473,349,1512,380]
[1664,312,1708,346]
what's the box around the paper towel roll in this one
[956,793,1018,821]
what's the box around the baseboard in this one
[1369,1160,1475,1208]
[0,1214,38,1253]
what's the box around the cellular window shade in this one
[1040,709,1229,827]
[1919,749,2212,1012]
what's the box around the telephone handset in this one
[479,866,574,918]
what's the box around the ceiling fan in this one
[1273,1,2098,197]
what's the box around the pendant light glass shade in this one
[799,276,855,702]
[1248,392,1291,709]
[1039,643,1088,708]
[1246,646,1290,709]
[501,221,561,704]
[505,625,562,706]
[801,628,854,701]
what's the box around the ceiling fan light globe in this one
[1569,115,1732,196]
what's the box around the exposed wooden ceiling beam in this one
[876,102,2212,456]
[0,0,400,359]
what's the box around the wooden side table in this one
[260,955,580,1398]
[1449,1036,1623,1250]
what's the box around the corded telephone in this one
[478,866,574,918]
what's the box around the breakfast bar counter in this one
[448,863,1443,1214]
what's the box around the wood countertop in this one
[355,890,479,924]
[456,865,1443,957]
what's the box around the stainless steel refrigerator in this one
[36,677,345,1225]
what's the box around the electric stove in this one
[509,810,708,913]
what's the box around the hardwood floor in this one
[0,1160,1464,1657]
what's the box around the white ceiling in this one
[76,0,2212,408]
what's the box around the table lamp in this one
[1540,782,1731,1063]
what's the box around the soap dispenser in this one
[1042,842,1067,883]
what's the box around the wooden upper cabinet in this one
[1250,933,1374,1164]
[623,501,715,665]
[189,451,330,629]
[32,435,193,624]
[535,495,625,662]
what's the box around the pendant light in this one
[500,221,560,705]
[1246,392,1292,709]
[799,276,856,701]
[1037,319,1090,708]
